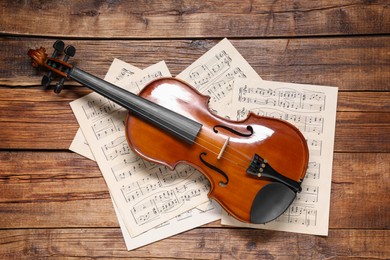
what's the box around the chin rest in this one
[250,182,296,224]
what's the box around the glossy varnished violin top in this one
[28,41,309,224]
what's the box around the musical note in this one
[275,205,317,227]
[188,50,232,91]
[307,138,322,156]
[296,185,319,203]
[236,106,324,135]
[115,67,134,82]
[91,115,126,140]
[177,39,262,117]
[305,162,321,180]
[116,161,209,226]
[102,136,131,161]
[111,155,154,182]
[130,189,182,225]
[82,97,120,120]
[206,67,247,103]
[129,71,164,91]
[238,86,326,113]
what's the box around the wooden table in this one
[1,1,389,259]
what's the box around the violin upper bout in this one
[140,77,211,106]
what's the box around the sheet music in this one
[67,37,336,246]
[71,38,259,156]
[69,129,95,160]
[221,78,338,236]
[115,199,221,250]
[70,60,214,237]
[69,59,142,160]
[176,38,262,118]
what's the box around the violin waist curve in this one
[125,77,309,224]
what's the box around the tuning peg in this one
[63,45,76,61]
[53,45,76,94]
[54,78,65,94]
[53,40,65,53]
[42,40,65,88]
[41,74,51,87]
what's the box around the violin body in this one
[126,78,309,223]
[28,42,309,224]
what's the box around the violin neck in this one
[68,67,202,144]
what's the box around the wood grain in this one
[0,37,389,91]
[1,88,389,112]
[0,228,388,259]
[1,1,389,38]
[1,1,389,258]
[0,152,388,229]
[1,105,388,152]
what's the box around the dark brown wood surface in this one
[0,1,389,259]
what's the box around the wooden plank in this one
[1,2,388,259]
[1,1,389,38]
[0,228,388,259]
[0,122,78,149]
[0,88,389,150]
[0,152,388,229]
[0,152,117,228]
[1,37,389,91]
[334,111,390,152]
[0,90,86,123]
[330,152,390,229]
[337,92,390,112]
[1,105,388,152]
[1,88,389,113]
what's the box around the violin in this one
[28,41,309,224]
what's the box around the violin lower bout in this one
[125,78,309,224]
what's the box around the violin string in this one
[128,105,258,170]
[40,57,255,171]
[176,129,253,170]
[65,66,254,169]
[130,113,254,170]
[196,133,253,165]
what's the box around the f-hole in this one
[199,152,229,187]
[213,125,253,137]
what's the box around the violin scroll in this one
[27,40,75,93]
[28,47,48,68]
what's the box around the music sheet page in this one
[70,60,216,237]
[221,77,338,235]
[176,38,262,118]
[68,38,266,247]
[69,129,94,160]
[68,38,336,247]
[69,59,142,161]
[116,199,220,250]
